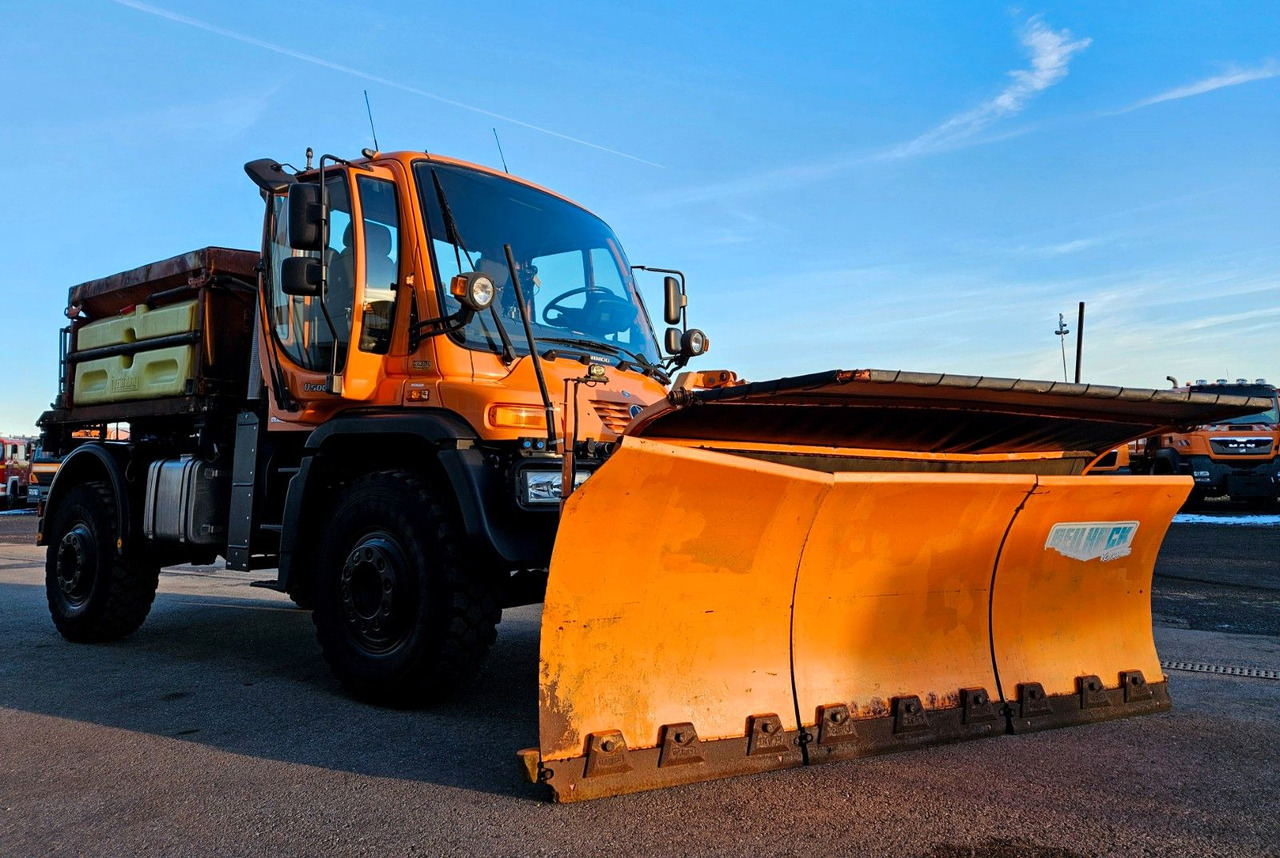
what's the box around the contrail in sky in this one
[109,0,662,167]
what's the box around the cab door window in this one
[264,174,354,372]
[355,175,400,354]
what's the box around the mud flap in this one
[990,476,1187,732]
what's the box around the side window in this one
[264,175,353,372]
[355,176,400,354]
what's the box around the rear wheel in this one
[312,471,500,705]
[44,481,160,641]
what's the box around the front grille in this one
[590,400,632,435]
[1209,437,1273,456]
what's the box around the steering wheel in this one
[542,288,638,334]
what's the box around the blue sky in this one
[1,1,1277,434]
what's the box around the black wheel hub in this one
[56,524,96,607]
[339,534,412,653]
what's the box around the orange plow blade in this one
[791,473,1033,766]
[532,438,823,800]
[990,476,1189,732]
[522,370,1268,801]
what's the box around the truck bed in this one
[41,247,259,434]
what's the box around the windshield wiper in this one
[539,337,669,383]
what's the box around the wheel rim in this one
[339,533,414,653]
[56,524,97,607]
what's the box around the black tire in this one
[44,481,160,642]
[312,471,500,705]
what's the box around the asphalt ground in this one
[1,509,1277,857]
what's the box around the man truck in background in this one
[1131,378,1280,507]
[35,148,1268,801]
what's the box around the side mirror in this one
[664,327,681,355]
[663,276,683,325]
[287,182,324,251]
[665,327,709,364]
[281,255,323,297]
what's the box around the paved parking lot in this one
[1,510,1277,857]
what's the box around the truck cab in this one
[1134,379,1280,505]
[37,149,705,704]
[1,438,32,508]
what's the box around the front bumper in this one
[1184,455,1280,498]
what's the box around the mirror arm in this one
[631,265,687,332]
[409,307,475,350]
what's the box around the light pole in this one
[1055,313,1070,382]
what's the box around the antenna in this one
[492,127,509,173]
[364,90,380,151]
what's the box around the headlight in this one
[450,272,495,312]
[518,468,592,507]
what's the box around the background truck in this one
[36,148,1268,801]
[1,437,33,508]
[1131,378,1280,506]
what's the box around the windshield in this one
[1190,387,1279,425]
[414,162,660,365]
[1220,403,1279,425]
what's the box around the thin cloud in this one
[108,0,661,167]
[1111,62,1280,114]
[884,16,1091,160]
[649,15,1089,207]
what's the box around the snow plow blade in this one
[524,370,1268,801]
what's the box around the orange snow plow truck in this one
[36,150,1269,801]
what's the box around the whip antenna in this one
[364,90,379,151]
[493,127,509,173]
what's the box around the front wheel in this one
[44,481,160,641]
[311,471,500,706]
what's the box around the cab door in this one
[342,164,405,401]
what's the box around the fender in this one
[38,443,131,552]
[276,411,554,589]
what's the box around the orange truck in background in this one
[1,437,33,508]
[1131,378,1280,506]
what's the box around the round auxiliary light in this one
[451,272,495,312]
[587,363,607,380]
[681,328,709,357]
[468,274,495,311]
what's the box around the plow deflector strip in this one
[532,437,1187,801]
